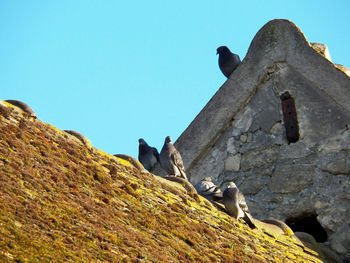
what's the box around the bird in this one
[138,138,159,172]
[159,136,188,180]
[222,182,256,228]
[195,177,223,201]
[216,46,241,78]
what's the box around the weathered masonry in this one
[174,20,350,259]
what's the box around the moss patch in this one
[0,101,326,262]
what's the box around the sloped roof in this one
[0,100,330,262]
[175,19,350,172]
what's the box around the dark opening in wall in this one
[285,212,328,242]
[280,91,299,143]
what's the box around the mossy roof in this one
[0,101,325,262]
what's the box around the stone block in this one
[310,42,332,61]
[241,146,279,170]
[239,178,265,194]
[233,106,253,132]
[268,164,314,193]
[241,130,275,152]
[318,207,346,232]
[224,154,241,172]
[240,134,248,143]
[232,128,242,137]
[279,141,311,159]
[324,158,347,174]
[270,121,284,135]
[330,229,350,256]
[226,137,237,154]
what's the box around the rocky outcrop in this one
[174,19,350,260]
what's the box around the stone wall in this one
[189,62,350,255]
[175,20,350,258]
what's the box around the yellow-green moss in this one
[115,156,135,168]
[0,109,327,263]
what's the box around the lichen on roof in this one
[0,101,326,262]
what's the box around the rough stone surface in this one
[174,19,350,260]
[268,164,314,193]
[224,154,241,171]
[241,146,279,170]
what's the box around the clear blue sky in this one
[1,1,349,158]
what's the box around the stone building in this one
[174,20,350,258]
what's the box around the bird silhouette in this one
[216,46,241,78]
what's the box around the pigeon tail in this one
[179,169,188,181]
[243,212,256,229]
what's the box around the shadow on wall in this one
[285,211,328,242]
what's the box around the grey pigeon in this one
[222,182,256,228]
[138,138,159,172]
[216,46,241,78]
[159,136,188,180]
[195,177,223,201]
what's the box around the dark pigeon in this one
[216,46,241,78]
[159,136,188,180]
[138,138,159,172]
[223,182,256,229]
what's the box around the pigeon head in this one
[216,46,230,55]
[223,186,239,200]
[227,182,237,188]
[165,136,172,143]
[138,138,146,145]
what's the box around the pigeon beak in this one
[216,50,219,55]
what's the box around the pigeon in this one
[138,138,159,172]
[222,182,256,228]
[159,136,188,180]
[195,177,223,201]
[216,46,241,78]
